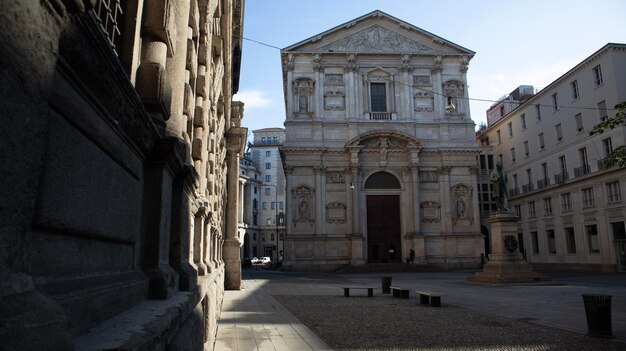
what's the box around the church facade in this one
[280,11,483,271]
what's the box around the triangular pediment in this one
[319,25,439,54]
[283,10,474,56]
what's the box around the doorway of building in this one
[367,195,401,263]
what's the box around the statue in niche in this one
[299,94,308,112]
[298,198,309,220]
[456,199,466,218]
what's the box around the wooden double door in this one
[366,195,401,263]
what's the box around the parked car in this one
[251,257,260,264]
[259,257,271,264]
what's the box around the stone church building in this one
[280,11,483,271]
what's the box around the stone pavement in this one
[213,270,626,350]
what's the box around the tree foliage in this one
[589,101,626,168]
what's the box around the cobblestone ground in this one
[273,295,626,351]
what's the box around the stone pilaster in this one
[223,121,246,290]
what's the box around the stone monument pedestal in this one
[470,212,548,283]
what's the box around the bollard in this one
[381,276,392,294]
[582,294,614,339]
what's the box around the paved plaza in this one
[214,270,626,350]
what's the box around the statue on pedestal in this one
[490,162,509,212]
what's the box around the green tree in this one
[589,101,626,167]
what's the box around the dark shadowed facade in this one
[0,0,246,349]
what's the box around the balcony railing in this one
[509,188,519,197]
[574,164,591,177]
[369,112,393,121]
[537,178,550,189]
[554,172,569,184]
[522,183,534,193]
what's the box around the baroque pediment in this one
[319,25,438,54]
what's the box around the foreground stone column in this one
[470,212,547,283]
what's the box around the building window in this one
[586,225,599,253]
[528,201,536,217]
[370,82,387,112]
[500,105,505,117]
[561,192,572,211]
[266,151,271,157]
[555,123,563,142]
[273,137,278,143]
[544,197,552,215]
[597,100,608,121]
[266,218,272,226]
[93,0,125,56]
[265,188,271,195]
[570,80,579,100]
[559,155,567,177]
[531,231,539,254]
[575,113,584,132]
[507,122,513,137]
[612,221,626,240]
[526,168,533,187]
[551,93,558,111]
[547,229,556,254]
[510,148,516,163]
[261,137,266,143]
[514,205,521,217]
[592,65,603,86]
[496,130,501,144]
[565,227,576,254]
[253,233,257,241]
[606,181,622,203]
[582,187,594,208]
[262,202,267,210]
[524,141,529,157]
[538,133,545,150]
[265,163,271,169]
[602,138,613,158]
[535,104,542,121]
[521,113,526,129]
[279,201,284,210]
[271,202,275,210]
[265,175,271,182]
[254,186,257,194]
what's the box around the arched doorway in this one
[365,171,402,263]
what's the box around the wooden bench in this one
[390,286,409,299]
[342,286,376,297]
[415,290,442,307]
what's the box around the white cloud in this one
[233,90,272,109]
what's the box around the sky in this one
[234,0,626,136]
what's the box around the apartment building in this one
[249,128,287,263]
[477,43,626,271]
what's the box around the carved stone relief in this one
[326,172,346,184]
[421,201,440,223]
[320,25,438,54]
[325,74,344,85]
[326,202,347,224]
[413,75,431,86]
[419,171,438,183]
